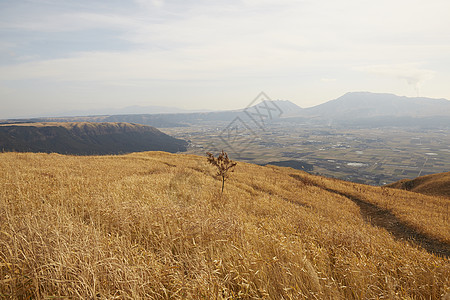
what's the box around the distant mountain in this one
[244,100,303,117]
[0,122,188,155]
[3,93,449,129]
[109,105,209,115]
[12,111,239,128]
[303,92,450,119]
[387,172,450,198]
[3,100,302,128]
[18,105,209,118]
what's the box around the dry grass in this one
[387,171,450,198]
[292,171,450,245]
[0,151,449,299]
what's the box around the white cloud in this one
[135,0,165,8]
[1,0,450,116]
[321,78,337,82]
[0,44,319,83]
[355,64,436,95]
[0,11,136,33]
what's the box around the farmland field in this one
[164,122,450,185]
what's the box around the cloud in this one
[321,78,337,82]
[134,0,165,8]
[1,0,450,114]
[0,11,137,33]
[355,63,435,95]
[0,45,316,83]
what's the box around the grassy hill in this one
[0,122,187,155]
[0,151,449,299]
[387,172,450,198]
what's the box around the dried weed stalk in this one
[206,150,237,193]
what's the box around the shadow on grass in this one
[290,174,450,258]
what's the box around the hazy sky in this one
[1,0,450,118]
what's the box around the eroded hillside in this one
[0,152,449,299]
[0,122,187,155]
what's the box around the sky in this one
[1,0,450,118]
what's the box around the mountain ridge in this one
[0,122,188,155]
[301,92,450,119]
[2,92,449,129]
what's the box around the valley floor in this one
[164,123,450,186]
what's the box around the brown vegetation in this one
[206,150,237,193]
[0,152,449,299]
[387,171,450,198]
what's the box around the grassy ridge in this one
[0,152,449,299]
[387,171,450,198]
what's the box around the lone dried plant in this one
[206,150,237,193]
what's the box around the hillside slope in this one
[387,171,450,197]
[0,122,187,154]
[0,152,449,299]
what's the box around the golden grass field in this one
[0,151,449,299]
[387,172,450,198]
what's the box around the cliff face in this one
[0,122,188,155]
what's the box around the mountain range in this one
[300,92,450,119]
[2,92,450,128]
[11,105,209,119]
[285,92,450,128]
